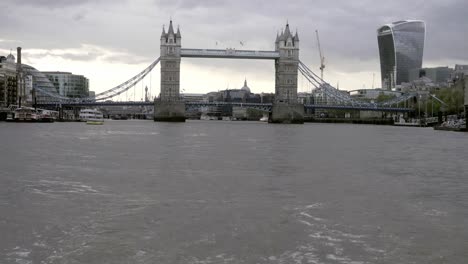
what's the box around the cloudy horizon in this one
[1,0,467,100]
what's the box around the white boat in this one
[259,115,268,122]
[37,109,59,122]
[14,107,39,122]
[79,109,104,125]
[200,114,219,120]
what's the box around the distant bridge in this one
[36,101,413,112]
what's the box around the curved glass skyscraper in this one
[377,20,425,89]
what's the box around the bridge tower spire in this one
[275,21,299,103]
[154,19,186,122]
[159,19,181,101]
[271,21,304,123]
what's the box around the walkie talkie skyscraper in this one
[377,20,425,89]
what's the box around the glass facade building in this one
[43,72,89,98]
[377,20,425,89]
[22,65,61,103]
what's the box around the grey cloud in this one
[73,13,85,21]
[12,0,101,8]
[20,48,149,65]
[103,54,151,65]
[53,52,98,62]
[17,50,99,62]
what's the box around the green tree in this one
[375,94,396,103]
[434,87,464,114]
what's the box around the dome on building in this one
[6,53,15,63]
[240,79,251,93]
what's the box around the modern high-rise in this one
[377,20,425,89]
[43,72,89,98]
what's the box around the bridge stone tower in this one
[154,20,186,122]
[271,22,304,123]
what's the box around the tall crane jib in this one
[315,30,325,80]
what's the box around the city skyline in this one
[1,0,467,100]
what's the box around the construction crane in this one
[315,30,325,80]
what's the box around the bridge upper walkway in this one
[180,48,280,60]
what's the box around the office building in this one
[43,72,89,98]
[377,20,425,89]
[409,67,454,84]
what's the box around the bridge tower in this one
[271,22,304,123]
[154,20,186,122]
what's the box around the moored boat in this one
[37,109,59,122]
[14,107,39,122]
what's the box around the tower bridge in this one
[155,20,302,123]
[37,101,413,113]
[35,19,416,123]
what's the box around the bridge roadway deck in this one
[36,101,414,112]
[180,48,280,60]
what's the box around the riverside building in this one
[42,72,89,98]
[1,50,61,106]
[0,54,18,107]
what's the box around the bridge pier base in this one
[269,102,304,124]
[154,100,186,122]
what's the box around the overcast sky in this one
[1,0,467,99]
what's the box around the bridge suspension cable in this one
[93,57,160,101]
[298,60,417,108]
[299,61,366,106]
[35,57,160,103]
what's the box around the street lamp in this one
[418,94,421,126]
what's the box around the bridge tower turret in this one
[271,22,304,123]
[275,23,299,103]
[160,20,181,101]
[155,20,186,122]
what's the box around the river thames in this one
[1,120,467,263]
